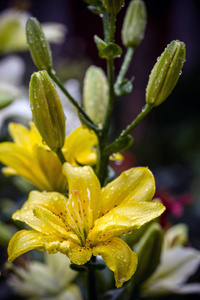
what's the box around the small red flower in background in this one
[155,189,193,227]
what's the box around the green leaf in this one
[94,35,108,52]
[83,0,103,6]
[134,223,163,286]
[115,77,134,96]
[100,43,123,59]
[88,5,104,15]
[104,135,133,156]
[94,35,122,59]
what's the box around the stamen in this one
[65,189,94,246]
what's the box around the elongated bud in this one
[134,223,163,285]
[104,0,124,14]
[146,40,186,106]
[26,17,53,71]
[122,0,147,48]
[29,70,65,152]
[83,65,108,125]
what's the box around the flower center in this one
[65,189,93,246]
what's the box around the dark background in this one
[0,0,200,299]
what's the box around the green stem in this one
[48,70,97,130]
[102,10,110,43]
[87,256,97,300]
[110,104,153,149]
[120,104,153,137]
[103,58,115,132]
[115,47,135,90]
[95,135,109,186]
[56,148,66,165]
[109,14,116,42]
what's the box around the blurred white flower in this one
[0,55,81,134]
[7,252,83,300]
[141,225,200,297]
[0,55,31,131]
[58,79,82,135]
[163,223,188,250]
[0,8,67,54]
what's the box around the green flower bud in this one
[134,223,163,285]
[29,70,66,152]
[104,0,124,14]
[122,0,147,48]
[146,40,186,106]
[83,65,108,125]
[26,17,53,71]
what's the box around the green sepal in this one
[26,17,53,71]
[104,135,133,156]
[115,77,134,96]
[134,223,163,286]
[94,35,122,59]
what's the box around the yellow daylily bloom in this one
[8,163,165,288]
[0,122,97,192]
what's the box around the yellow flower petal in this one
[93,237,138,288]
[0,143,50,190]
[0,123,97,192]
[14,190,68,219]
[101,167,155,215]
[63,163,102,221]
[12,191,80,244]
[33,145,67,192]
[63,126,97,165]
[7,230,55,262]
[33,205,80,243]
[88,202,165,243]
[59,240,92,265]
[8,123,31,147]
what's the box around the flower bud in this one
[83,65,108,125]
[104,0,124,15]
[29,70,65,152]
[26,17,53,71]
[134,223,163,285]
[122,0,147,48]
[146,40,186,106]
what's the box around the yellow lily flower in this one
[0,122,97,192]
[8,163,165,287]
